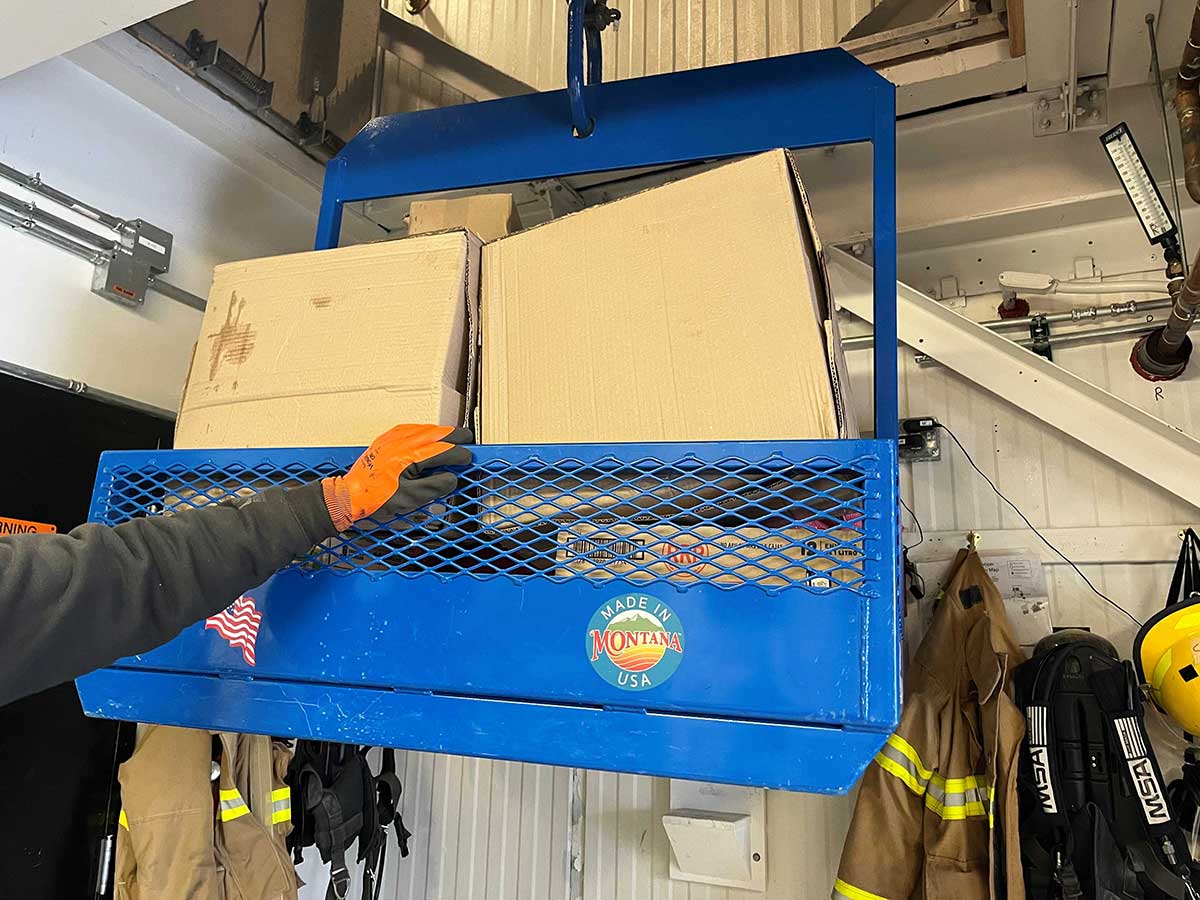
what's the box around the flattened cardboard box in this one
[176,231,480,449]
[409,194,521,243]
[481,148,850,444]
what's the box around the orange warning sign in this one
[0,516,57,536]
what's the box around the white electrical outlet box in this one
[663,781,766,892]
[998,271,1055,293]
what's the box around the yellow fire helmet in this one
[1135,597,1200,735]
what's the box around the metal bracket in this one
[1028,313,1052,360]
[186,31,274,112]
[936,275,967,308]
[1033,79,1107,136]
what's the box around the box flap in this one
[482,149,840,444]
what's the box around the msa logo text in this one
[1029,746,1058,814]
[1128,757,1171,825]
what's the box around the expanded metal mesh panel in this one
[93,446,885,595]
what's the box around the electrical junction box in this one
[92,248,150,305]
[998,271,1055,294]
[124,219,172,274]
[899,417,940,462]
[663,780,766,891]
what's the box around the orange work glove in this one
[322,425,472,531]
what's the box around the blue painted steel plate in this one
[77,440,899,792]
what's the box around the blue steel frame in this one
[314,48,897,437]
[77,50,899,794]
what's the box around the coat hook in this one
[966,531,981,550]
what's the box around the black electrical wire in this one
[259,2,268,79]
[900,495,925,550]
[937,421,1143,628]
[899,496,927,600]
[244,1,269,77]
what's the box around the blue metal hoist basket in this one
[77,47,899,794]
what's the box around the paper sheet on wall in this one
[980,552,1048,600]
[982,551,1053,648]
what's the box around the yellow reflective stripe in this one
[874,751,926,796]
[271,807,292,825]
[118,809,129,830]
[931,773,986,792]
[218,787,250,822]
[874,733,992,822]
[221,804,251,822]
[884,734,933,781]
[924,792,988,820]
[270,787,291,802]
[988,785,996,829]
[1152,649,1174,691]
[833,878,890,900]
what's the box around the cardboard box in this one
[481,149,848,444]
[176,231,480,449]
[409,194,521,243]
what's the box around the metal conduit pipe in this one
[1050,280,1170,294]
[983,297,1172,331]
[0,206,106,263]
[843,297,1172,351]
[146,275,207,311]
[1179,5,1200,206]
[844,316,1163,353]
[0,188,114,252]
[0,358,175,420]
[906,322,1161,367]
[1129,2,1200,380]
[0,161,125,232]
[0,205,206,310]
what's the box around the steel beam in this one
[829,247,1200,509]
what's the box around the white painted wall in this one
[0,49,365,413]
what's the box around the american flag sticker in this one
[205,595,263,666]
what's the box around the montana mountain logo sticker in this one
[586,594,685,691]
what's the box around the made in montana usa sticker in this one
[586,594,684,691]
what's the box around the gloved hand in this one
[322,425,472,531]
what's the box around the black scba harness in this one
[286,743,412,900]
[1016,636,1199,900]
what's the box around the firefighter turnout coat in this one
[834,550,1027,900]
[114,725,297,900]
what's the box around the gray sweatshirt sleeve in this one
[0,481,336,707]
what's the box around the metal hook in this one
[566,0,620,137]
[966,531,981,550]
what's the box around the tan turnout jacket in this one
[834,550,1027,900]
[114,725,297,900]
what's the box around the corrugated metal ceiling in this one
[383,0,879,91]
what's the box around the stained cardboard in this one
[409,194,522,243]
[176,231,480,449]
[481,149,846,444]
